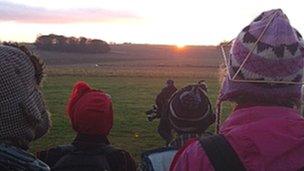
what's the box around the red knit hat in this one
[67,81,113,135]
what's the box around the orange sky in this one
[0,0,303,45]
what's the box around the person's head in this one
[166,80,174,87]
[0,43,51,149]
[169,81,215,135]
[67,81,113,136]
[217,9,304,130]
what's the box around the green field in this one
[30,44,233,161]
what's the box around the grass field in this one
[30,44,233,161]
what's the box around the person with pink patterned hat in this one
[170,9,304,171]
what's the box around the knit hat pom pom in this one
[67,81,92,115]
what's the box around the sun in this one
[176,44,185,49]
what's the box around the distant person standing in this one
[0,43,51,170]
[170,9,304,171]
[37,81,136,171]
[156,80,178,144]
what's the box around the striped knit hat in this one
[169,82,215,133]
[217,9,304,132]
[219,9,304,103]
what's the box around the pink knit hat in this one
[217,9,304,131]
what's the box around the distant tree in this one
[79,37,87,45]
[35,34,110,53]
[36,35,52,50]
[109,41,116,45]
[88,39,110,53]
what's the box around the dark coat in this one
[37,134,136,171]
[156,84,177,144]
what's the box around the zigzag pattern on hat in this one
[229,9,304,84]
[241,28,303,58]
[218,9,303,113]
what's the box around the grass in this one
[31,74,233,161]
[46,66,219,79]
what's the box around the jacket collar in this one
[234,102,294,112]
[72,133,110,149]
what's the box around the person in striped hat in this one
[170,9,304,171]
[168,81,215,148]
[141,81,215,171]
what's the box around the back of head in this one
[169,82,215,134]
[67,81,113,135]
[0,43,51,149]
[219,9,304,107]
[166,79,174,86]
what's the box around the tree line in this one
[35,34,110,53]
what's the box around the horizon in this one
[1,0,304,46]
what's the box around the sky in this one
[0,0,303,45]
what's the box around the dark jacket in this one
[156,84,177,144]
[37,134,136,171]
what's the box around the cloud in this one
[0,1,139,24]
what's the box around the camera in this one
[145,105,158,121]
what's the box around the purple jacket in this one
[170,106,304,171]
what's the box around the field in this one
[30,44,233,161]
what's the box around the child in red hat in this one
[37,81,136,171]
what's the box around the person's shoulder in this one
[104,146,137,171]
[169,139,200,171]
[141,146,177,171]
[0,143,49,171]
[104,146,133,158]
[37,144,75,157]
[170,139,216,171]
[36,144,75,167]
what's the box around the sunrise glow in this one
[0,0,303,45]
[176,44,185,49]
